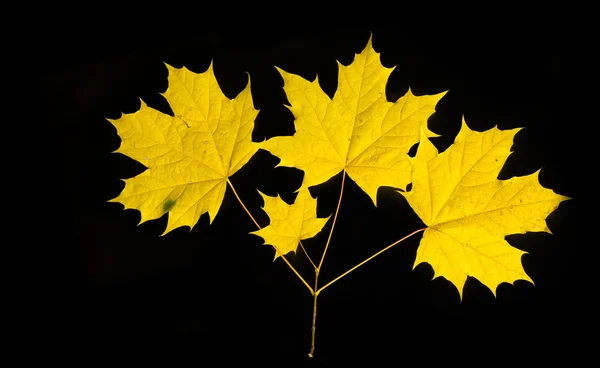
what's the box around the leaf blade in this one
[109,64,260,235]
[251,189,330,260]
[261,36,447,205]
[403,119,569,297]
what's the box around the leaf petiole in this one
[317,227,426,295]
[299,241,317,270]
[317,170,346,270]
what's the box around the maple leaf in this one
[108,63,259,235]
[251,188,330,260]
[261,36,447,206]
[401,119,569,298]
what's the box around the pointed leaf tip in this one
[365,32,374,49]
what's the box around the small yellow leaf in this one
[402,119,569,298]
[251,188,330,260]
[261,36,446,206]
[108,63,259,235]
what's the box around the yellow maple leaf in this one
[261,36,446,206]
[401,119,569,298]
[251,188,330,260]
[108,63,259,235]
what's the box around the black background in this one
[46,26,577,365]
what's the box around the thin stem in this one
[299,240,317,270]
[227,179,314,295]
[227,179,261,230]
[307,171,346,358]
[317,228,426,294]
[308,269,319,358]
[317,170,346,271]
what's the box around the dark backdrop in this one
[46,27,577,365]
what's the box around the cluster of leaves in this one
[106,36,568,355]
